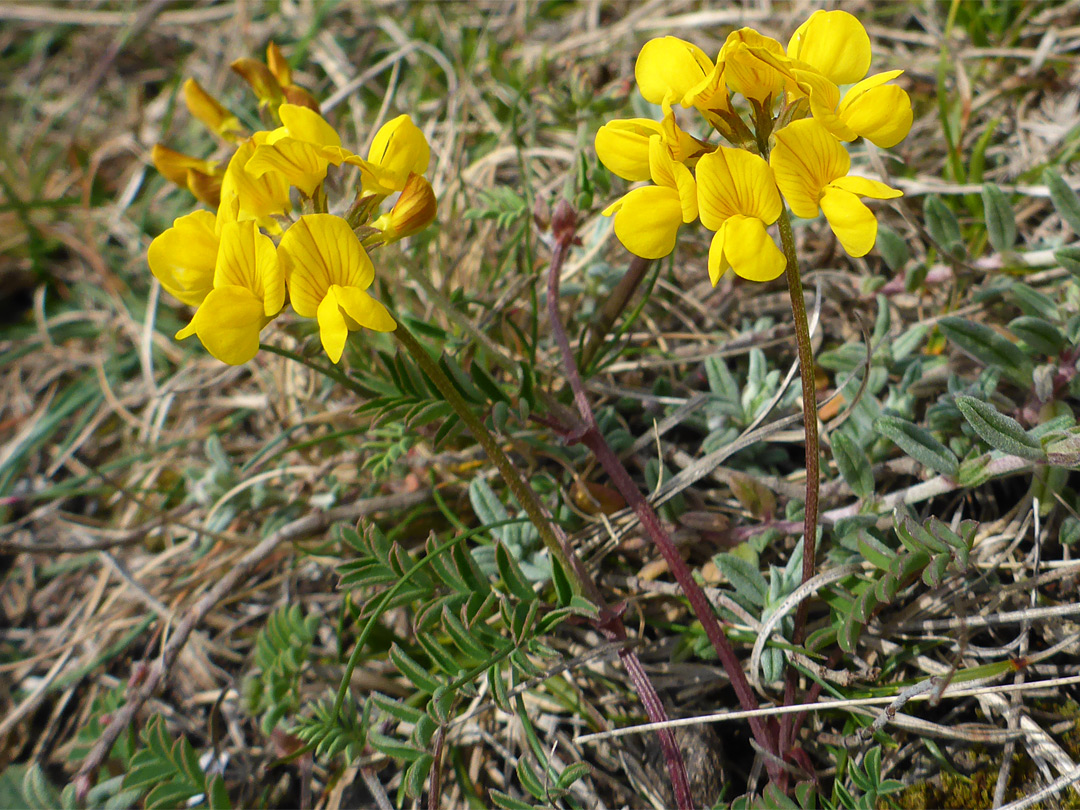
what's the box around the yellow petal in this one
[219,138,291,222]
[708,226,730,286]
[787,10,871,86]
[213,221,284,316]
[279,103,341,147]
[148,209,218,307]
[183,78,243,140]
[610,185,683,259]
[595,119,663,182]
[367,115,431,192]
[696,146,782,229]
[820,186,877,257]
[278,214,375,317]
[635,37,715,106]
[266,41,292,88]
[378,172,438,242]
[722,215,787,282]
[720,28,786,102]
[791,68,856,141]
[769,119,849,218]
[151,144,220,188]
[830,175,903,201]
[839,72,912,148]
[178,285,266,365]
[333,285,397,332]
[660,98,706,165]
[317,288,349,364]
[673,161,698,223]
[246,138,330,196]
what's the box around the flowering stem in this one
[393,320,695,809]
[546,204,781,776]
[776,208,820,764]
[776,208,819,648]
[393,323,586,593]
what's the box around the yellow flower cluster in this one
[149,44,437,365]
[595,11,909,284]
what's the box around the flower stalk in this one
[546,203,781,778]
[393,320,696,809]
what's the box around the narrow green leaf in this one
[389,646,442,694]
[556,762,591,791]
[491,789,537,810]
[1044,168,1080,234]
[981,183,1016,253]
[924,195,964,258]
[714,553,768,608]
[955,396,1045,460]
[442,606,492,663]
[857,532,895,572]
[875,416,959,477]
[550,555,573,607]
[470,361,509,404]
[839,611,862,653]
[1008,316,1066,356]
[207,776,231,810]
[516,758,548,801]
[832,430,874,500]
[495,542,536,602]
[1055,245,1080,281]
[368,730,425,762]
[404,754,434,799]
[938,316,1032,384]
[876,225,910,272]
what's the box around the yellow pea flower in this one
[219,136,292,229]
[770,119,902,257]
[147,209,218,306]
[245,104,344,196]
[743,15,911,149]
[358,115,431,195]
[151,144,223,207]
[719,28,788,103]
[635,36,716,106]
[175,221,285,365]
[696,147,786,284]
[594,101,703,182]
[634,37,736,137]
[602,134,697,260]
[786,10,871,86]
[277,214,396,363]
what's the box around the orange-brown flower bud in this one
[231,57,284,108]
[182,78,243,140]
[151,144,224,207]
[185,169,223,207]
[373,173,437,242]
[282,83,321,113]
[266,41,292,88]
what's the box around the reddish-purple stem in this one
[546,203,781,779]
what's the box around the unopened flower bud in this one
[183,78,243,140]
[151,144,223,205]
[231,57,284,108]
[373,173,437,242]
[265,41,292,88]
[282,83,321,113]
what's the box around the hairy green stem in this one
[776,208,820,764]
[393,323,590,596]
[776,210,819,646]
